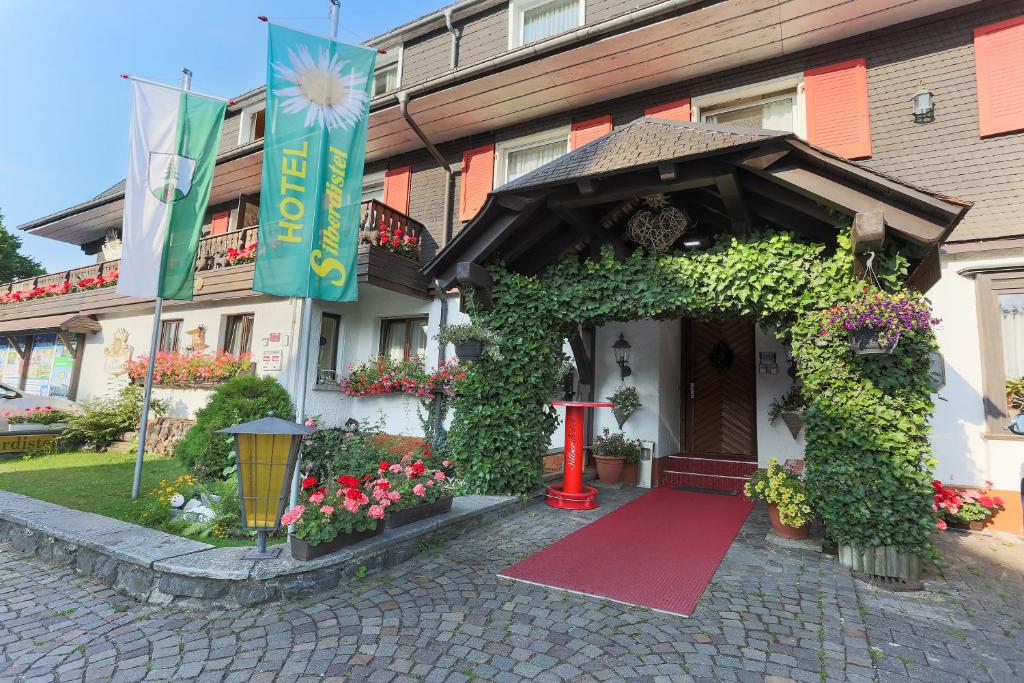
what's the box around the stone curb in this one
[0,489,520,606]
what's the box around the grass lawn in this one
[0,450,258,547]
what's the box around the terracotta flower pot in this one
[766,503,810,539]
[619,461,637,485]
[594,455,625,483]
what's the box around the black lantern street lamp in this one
[216,414,316,559]
[612,333,632,380]
[912,90,934,123]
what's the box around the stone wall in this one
[143,417,195,455]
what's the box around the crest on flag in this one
[148,152,196,203]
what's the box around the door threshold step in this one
[666,455,758,465]
[672,485,739,496]
[662,471,750,480]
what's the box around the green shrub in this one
[61,385,166,450]
[301,419,394,480]
[174,375,294,478]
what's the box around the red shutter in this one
[459,144,495,221]
[383,165,412,214]
[975,16,1024,137]
[570,115,613,150]
[804,58,872,159]
[644,99,691,122]
[210,210,230,236]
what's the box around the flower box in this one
[7,422,67,433]
[454,340,484,361]
[385,495,453,529]
[289,520,384,561]
[848,328,896,355]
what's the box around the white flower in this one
[273,44,369,130]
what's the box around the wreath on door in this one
[709,340,734,371]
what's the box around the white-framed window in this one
[692,75,807,138]
[362,170,385,202]
[495,130,569,186]
[371,45,402,97]
[237,105,266,145]
[509,0,584,48]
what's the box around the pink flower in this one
[993,496,1004,506]
[388,490,401,502]
[442,460,452,468]
[304,417,318,427]
[935,519,947,530]
[379,497,391,508]
[343,498,361,513]
[281,505,305,525]
[413,483,427,496]
[389,464,403,473]
[368,505,385,519]
[434,471,446,481]
[309,491,325,504]
[320,505,334,516]
[426,479,434,487]
[931,504,938,511]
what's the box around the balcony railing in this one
[2,199,428,298]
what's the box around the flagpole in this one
[131,66,193,500]
[287,0,341,514]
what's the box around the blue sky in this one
[0,0,442,272]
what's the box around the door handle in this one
[689,383,695,399]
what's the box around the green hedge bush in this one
[174,375,294,478]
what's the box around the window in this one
[158,320,182,353]
[692,75,806,139]
[317,313,342,383]
[976,273,1024,434]
[238,105,266,145]
[380,317,428,362]
[511,0,584,48]
[362,180,384,203]
[240,195,260,228]
[371,46,401,97]
[223,314,254,356]
[495,132,569,186]
[702,90,797,132]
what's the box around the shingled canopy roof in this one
[423,119,970,293]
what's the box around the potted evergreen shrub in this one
[824,289,938,356]
[435,323,502,362]
[744,459,813,539]
[768,385,806,439]
[607,385,640,428]
[591,428,641,484]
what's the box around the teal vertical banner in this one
[254,23,376,302]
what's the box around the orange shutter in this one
[459,144,495,221]
[975,16,1024,137]
[804,58,872,159]
[210,210,230,236]
[383,165,412,214]
[644,99,691,122]
[570,115,613,150]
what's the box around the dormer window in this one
[511,0,584,48]
[372,46,401,97]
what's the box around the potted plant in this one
[744,459,813,539]
[823,288,938,356]
[591,428,641,484]
[435,323,502,362]
[931,479,1004,531]
[5,406,78,432]
[371,457,455,529]
[608,385,641,429]
[767,385,806,439]
[283,474,385,561]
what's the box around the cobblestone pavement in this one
[2,485,1022,682]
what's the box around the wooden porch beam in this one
[569,328,594,385]
[746,197,835,244]
[452,261,495,308]
[577,179,598,196]
[3,336,25,358]
[714,171,753,235]
[499,213,563,265]
[851,211,885,254]
[550,164,718,209]
[550,205,631,261]
[57,331,76,357]
[741,174,836,225]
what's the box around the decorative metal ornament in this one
[708,340,734,371]
[627,206,690,253]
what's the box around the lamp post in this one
[612,333,632,380]
[912,90,934,123]
[217,414,316,559]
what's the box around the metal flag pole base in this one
[245,531,282,560]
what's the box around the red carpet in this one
[500,488,752,616]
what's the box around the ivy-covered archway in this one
[449,231,938,559]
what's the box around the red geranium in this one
[301,476,319,489]
[336,474,360,488]
[379,460,391,472]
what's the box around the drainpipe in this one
[398,90,455,247]
[444,8,460,70]
[432,278,450,447]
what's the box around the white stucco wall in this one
[755,326,806,466]
[929,250,1024,491]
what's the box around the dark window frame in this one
[223,313,255,356]
[379,316,428,362]
[158,319,182,353]
[317,313,342,383]
[976,272,1024,436]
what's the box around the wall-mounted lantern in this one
[216,414,316,559]
[612,333,632,380]
[912,90,934,123]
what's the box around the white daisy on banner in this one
[272,44,369,130]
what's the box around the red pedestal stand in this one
[546,401,613,510]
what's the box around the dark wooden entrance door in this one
[683,319,757,460]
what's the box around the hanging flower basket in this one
[453,340,484,361]
[779,411,804,439]
[607,385,641,429]
[612,407,635,429]
[848,327,897,355]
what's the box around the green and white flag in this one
[253,23,376,302]
[118,81,226,301]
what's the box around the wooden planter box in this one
[385,495,454,529]
[289,520,384,561]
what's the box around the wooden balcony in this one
[0,200,431,326]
